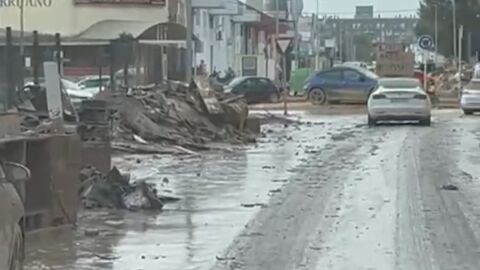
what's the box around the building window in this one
[401,23,405,29]
[194,10,200,26]
[377,23,381,29]
[209,15,214,29]
[203,11,208,27]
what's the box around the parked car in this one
[342,61,369,70]
[61,79,93,106]
[460,79,480,115]
[304,66,378,104]
[224,76,281,104]
[0,160,30,270]
[76,76,110,96]
[367,77,431,126]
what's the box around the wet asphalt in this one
[25,108,480,270]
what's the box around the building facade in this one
[0,0,169,36]
[319,6,418,63]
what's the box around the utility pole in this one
[459,24,463,71]
[452,0,457,62]
[275,0,279,83]
[315,0,319,69]
[185,0,193,83]
[434,4,438,66]
[19,0,25,94]
[293,1,299,70]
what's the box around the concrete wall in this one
[0,2,168,36]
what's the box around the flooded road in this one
[213,110,480,270]
[25,110,363,270]
[27,109,480,270]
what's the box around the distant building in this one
[355,6,374,19]
[319,6,418,62]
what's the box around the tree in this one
[353,34,374,62]
[416,0,480,58]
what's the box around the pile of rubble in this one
[80,166,178,211]
[109,80,255,153]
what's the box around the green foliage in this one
[416,0,480,57]
[353,34,374,62]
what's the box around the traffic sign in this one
[418,35,434,50]
[276,38,292,54]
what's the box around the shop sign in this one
[0,0,53,7]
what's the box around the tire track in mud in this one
[211,121,391,270]
[396,118,480,270]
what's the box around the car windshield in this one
[378,78,421,89]
[226,77,246,88]
[61,79,82,90]
[359,68,379,80]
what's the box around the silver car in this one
[460,79,480,115]
[367,78,431,126]
[0,161,30,270]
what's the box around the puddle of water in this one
[25,121,331,270]
[25,113,367,270]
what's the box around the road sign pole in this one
[283,53,288,115]
[424,51,428,91]
[276,38,292,116]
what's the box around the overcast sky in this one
[302,0,421,17]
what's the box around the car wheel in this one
[10,225,23,270]
[420,117,431,126]
[308,88,327,105]
[368,115,376,127]
[464,110,473,115]
[269,92,280,103]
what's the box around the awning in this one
[73,20,159,40]
[68,20,199,44]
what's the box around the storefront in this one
[0,0,168,36]
[0,0,195,82]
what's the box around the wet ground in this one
[25,108,480,270]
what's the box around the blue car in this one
[304,66,378,104]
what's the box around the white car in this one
[367,78,431,126]
[61,79,93,105]
[76,76,110,96]
[460,79,480,115]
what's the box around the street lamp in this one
[434,4,438,66]
[452,0,457,61]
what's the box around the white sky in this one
[302,0,421,17]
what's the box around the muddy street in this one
[25,109,480,270]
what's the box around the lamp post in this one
[185,0,193,83]
[452,0,457,62]
[434,4,438,66]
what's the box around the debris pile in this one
[110,81,255,153]
[79,166,172,211]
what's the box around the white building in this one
[0,0,169,36]
[193,9,233,73]
[193,0,290,79]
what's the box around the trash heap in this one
[80,166,171,211]
[110,80,254,153]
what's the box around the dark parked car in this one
[223,76,281,104]
[304,66,378,104]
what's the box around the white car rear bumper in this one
[460,95,480,110]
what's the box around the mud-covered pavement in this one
[25,109,480,270]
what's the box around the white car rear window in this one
[378,79,421,89]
